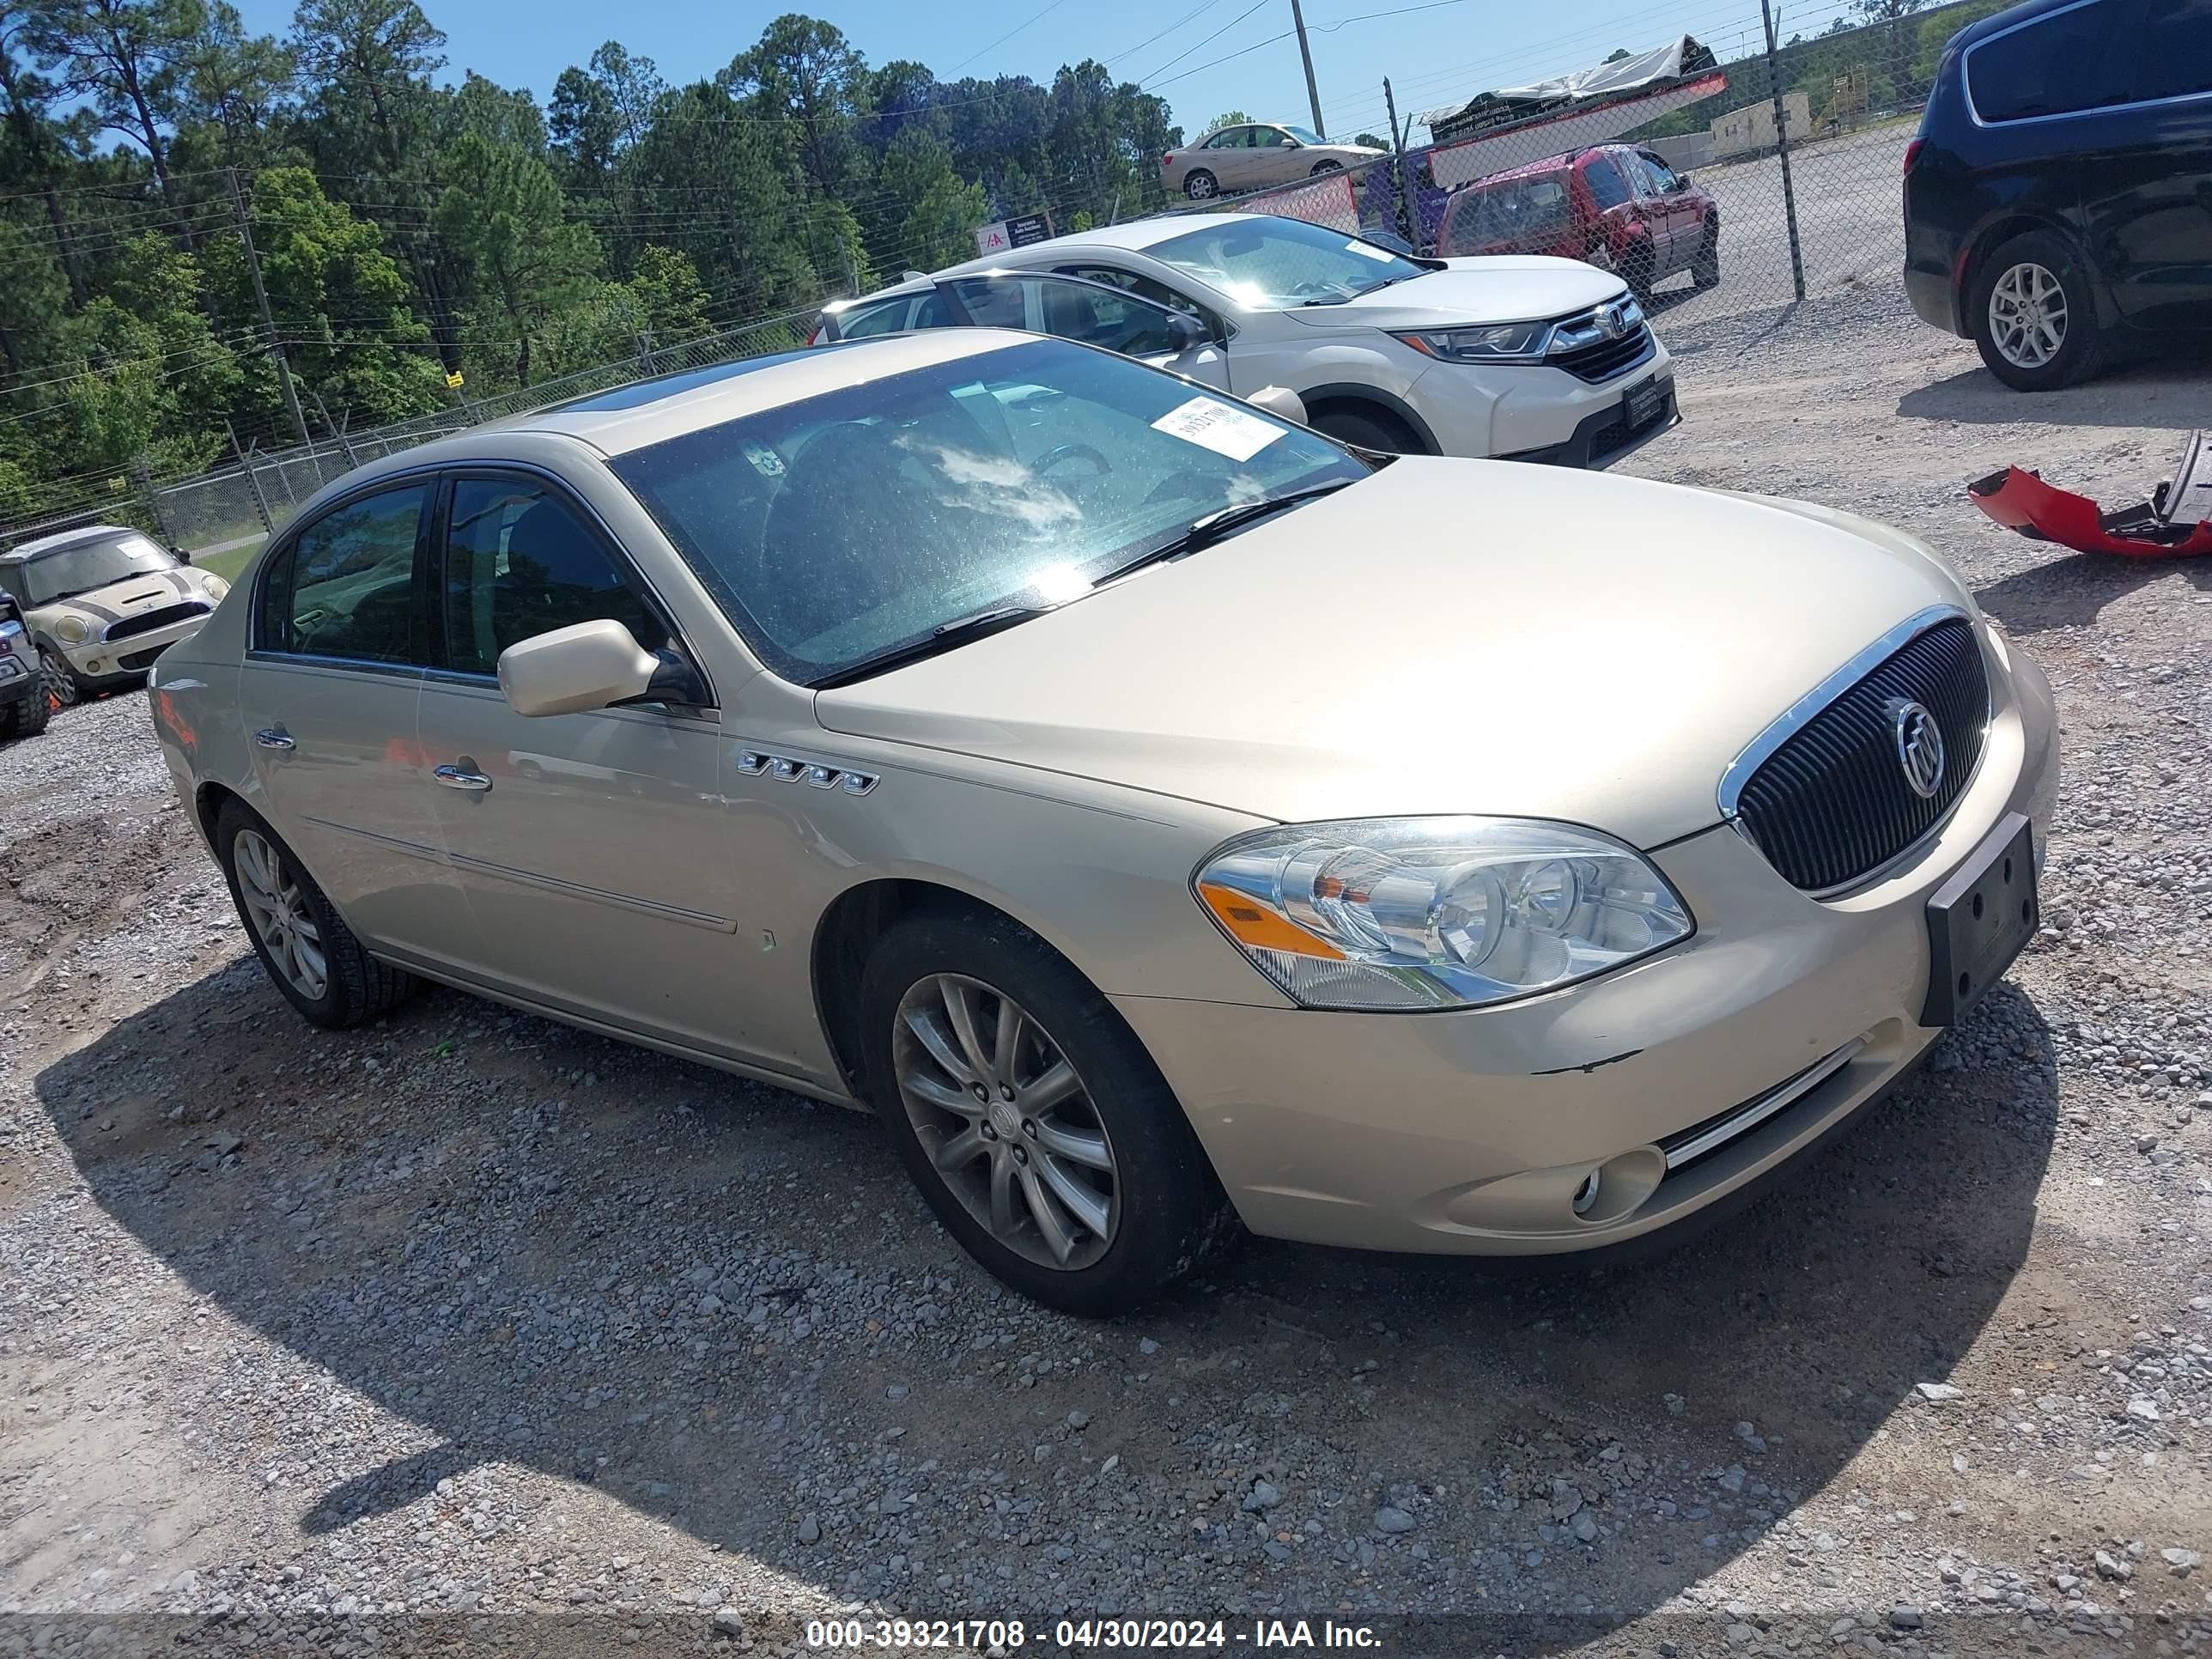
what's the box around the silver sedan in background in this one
[149,329,2057,1312]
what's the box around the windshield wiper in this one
[811,602,1052,690]
[1095,479,1358,585]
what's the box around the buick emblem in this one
[1887,698,1946,799]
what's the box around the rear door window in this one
[1966,2,2119,120]
[2131,0,2212,101]
[831,297,915,339]
[264,483,431,662]
[1583,155,1632,210]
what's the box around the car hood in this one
[28,567,213,629]
[815,459,1978,848]
[1285,256,1628,329]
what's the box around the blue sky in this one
[230,0,1838,145]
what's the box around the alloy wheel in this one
[234,827,328,1000]
[891,974,1120,1271]
[1988,261,2067,369]
[1186,173,1216,200]
[39,648,76,707]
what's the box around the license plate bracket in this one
[1920,811,2038,1026]
[1624,376,1666,431]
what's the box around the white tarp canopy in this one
[1422,36,1710,127]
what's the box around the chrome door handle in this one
[252,727,295,750]
[434,764,492,793]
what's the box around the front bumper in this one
[1113,629,2058,1255]
[58,614,211,684]
[1407,335,1676,464]
[1498,380,1679,469]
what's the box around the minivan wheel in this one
[1183,169,1218,200]
[1972,230,2101,391]
[216,799,417,1029]
[858,907,1233,1314]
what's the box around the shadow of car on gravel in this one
[37,963,2060,1650]
[1898,347,2212,431]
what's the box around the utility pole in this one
[1382,77,1417,247]
[227,167,313,449]
[1760,0,1808,302]
[1291,0,1326,137]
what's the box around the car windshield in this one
[1144,216,1425,307]
[15,532,178,605]
[1281,125,1325,143]
[609,338,1365,685]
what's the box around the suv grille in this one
[104,600,209,642]
[1732,617,1989,893]
[1550,325,1655,383]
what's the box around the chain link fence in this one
[2,307,820,559]
[1146,0,1988,339]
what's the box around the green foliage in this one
[434,131,600,387]
[1205,109,1251,131]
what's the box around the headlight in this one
[53,614,88,644]
[1393,322,1551,363]
[1194,817,1692,1012]
[202,575,230,601]
[0,618,21,641]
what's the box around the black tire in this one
[1310,404,1422,455]
[1310,160,1344,176]
[1970,229,2103,392]
[0,688,50,738]
[1620,240,1656,305]
[215,799,418,1030]
[1692,219,1720,290]
[1183,169,1218,200]
[38,646,78,708]
[856,904,1235,1315]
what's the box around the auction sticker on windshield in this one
[1151,396,1285,463]
[1346,239,1396,261]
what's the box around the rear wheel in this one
[1972,229,2102,391]
[1692,219,1720,289]
[1184,169,1218,200]
[858,906,1233,1314]
[216,799,417,1029]
[1310,404,1422,454]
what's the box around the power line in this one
[946,0,1075,75]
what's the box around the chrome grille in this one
[1731,616,1989,893]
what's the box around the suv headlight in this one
[53,614,88,645]
[1194,817,1692,1012]
[0,618,21,641]
[1393,322,1551,364]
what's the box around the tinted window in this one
[1583,155,1631,210]
[441,479,665,676]
[945,276,1027,330]
[832,298,914,339]
[1639,152,1681,191]
[1444,173,1573,252]
[2134,0,2212,100]
[1059,264,1216,328]
[1203,127,1249,149]
[608,339,1363,684]
[276,484,428,661]
[1966,3,2113,120]
[1039,279,1183,356]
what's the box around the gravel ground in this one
[4,282,2211,1659]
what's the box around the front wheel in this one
[1310,405,1421,454]
[1310,160,1344,176]
[1183,169,1218,200]
[0,689,49,739]
[216,800,417,1029]
[1972,229,2102,391]
[858,907,1233,1314]
[39,647,77,708]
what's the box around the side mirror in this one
[1278,137,1298,148]
[172,545,192,565]
[1245,385,1307,426]
[1674,172,1693,187]
[497,618,658,718]
[1164,309,1210,351]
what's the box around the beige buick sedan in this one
[149,329,2057,1312]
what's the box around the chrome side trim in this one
[1717,604,1972,821]
[734,744,878,795]
[1662,1038,1866,1171]
[444,852,736,930]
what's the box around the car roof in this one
[1462,147,1611,190]
[0,524,142,562]
[293,329,1054,491]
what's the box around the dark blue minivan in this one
[1903,0,2212,389]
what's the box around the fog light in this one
[1571,1169,1601,1216]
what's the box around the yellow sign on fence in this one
[446,371,465,389]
